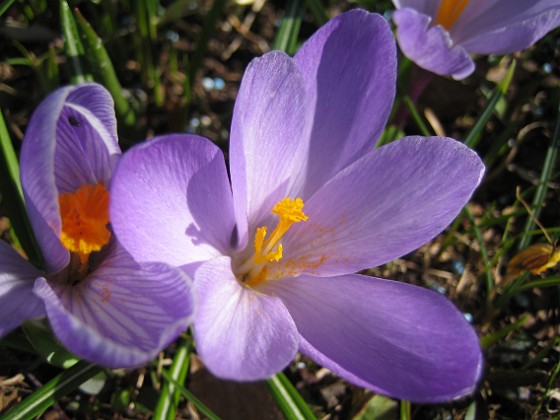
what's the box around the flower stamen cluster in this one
[239,197,308,287]
[59,182,111,267]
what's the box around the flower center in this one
[237,197,308,287]
[434,0,469,30]
[58,182,111,267]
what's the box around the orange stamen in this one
[59,182,111,265]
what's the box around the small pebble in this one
[214,77,226,90]
[200,115,212,127]
[430,284,446,295]
[202,77,215,91]
[450,259,465,275]
[187,117,200,133]
[166,30,179,42]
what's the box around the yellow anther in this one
[236,197,309,286]
[59,182,111,265]
[254,227,283,264]
[434,0,469,30]
[272,197,308,222]
[253,197,308,266]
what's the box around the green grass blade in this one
[133,0,163,106]
[463,60,515,148]
[0,0,16,17]
[519,276,560,291]
[153,338,192,420]
[73,9,136,127]
[159,369,220,420]
[0,109,43,267]
[60,0,93,84]
[188,0,228,83]
[266,372,316,420]
[1,361,103,420]
[480,315,529,349]
[400,400,411,420]
[272,0,303,54]
[402,95,432,137]
[303,0,327,26]
[517,87,560,251]
[464,207,494,292]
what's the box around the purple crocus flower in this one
[110,10,484,401]
[0,83,194,368]
[392,0,560,79]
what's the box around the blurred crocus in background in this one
[392,0,560,79]
[0,83,194,368]
[111,10,485,402]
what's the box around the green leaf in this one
[60,0,93,84]
[400,400,411,420]
[0,109,43,267]
[517,85,560,251]
[402,95,432,137]
[1,361,103,420]
[520,276,560,291]
[188,0,228,84]
[0,0,16,17]
[73,9,136,127]
[272,0,303,54]
[266,372,316,420]
[303,0,327,26]
[153,338,192,420]
[22,321,80,369]
[463,60,516,148]
[464,206,494,293]
[480,315,529,349]
[160,369,220,420]
[353,394,398,420]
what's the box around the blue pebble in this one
[214,77,225,90]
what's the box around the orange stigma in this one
[58,182,111,265]
[434,0,469,30]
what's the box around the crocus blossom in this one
[0,83,194,368]
[392,0,560,79]
[111,10,484,402]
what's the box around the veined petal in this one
[392,0,439,16]
[193,256,298,380]
[0,241,45,336]
[393,8,475,79]
[262,274,482,403]
[294,10,397,196]
[276,137,483,278]
[33,242,194,368]
[110,134,235,269]
[54,85,120,193]
[229,51,307,247]
[21,83,120,273]
[456,2,560,54]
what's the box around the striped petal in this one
[263,273,482,402]
[393,7,474,79]
[274,136,483,278]
[21,83,120,273]
[229,51,307,248]
[193,256,298,380]
[110,134,236,271]
[0,241,45,336]
[33,242,193,368]
[294,10,397,196]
